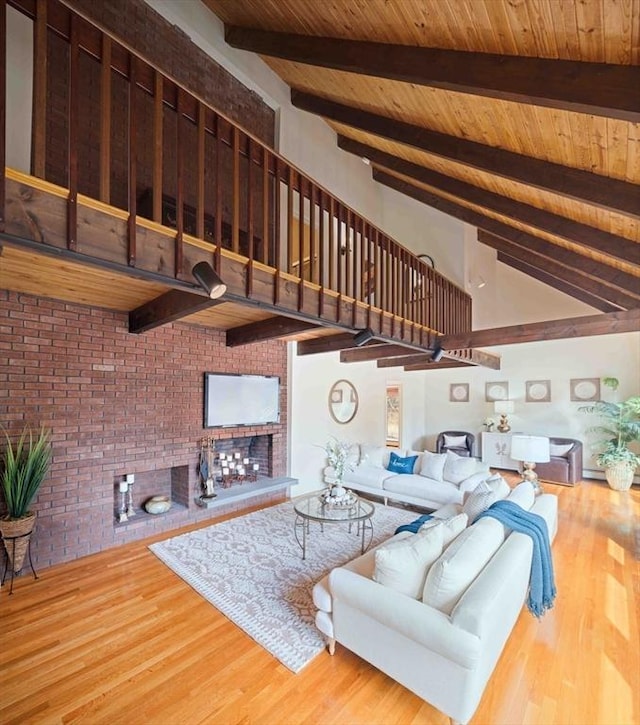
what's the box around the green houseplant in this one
[580,380,640,491]
[0,426,52,572]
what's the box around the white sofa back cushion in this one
[422,517,506,614]
[443,450,481,484]
[373,524,444,599]
[360,444,401,469]
[421,512,468,547]
[486,473,511,500]
[420,451,447,481]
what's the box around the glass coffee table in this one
[293,493,375,560]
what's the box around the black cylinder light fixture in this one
[192,261,227,299]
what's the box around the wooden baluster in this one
[214,114,222,271]
[196,102,205,241]
[309,181,316,285]
[318,190,326,316]
[175,88,184,278]
[328,196,335,293]
[246,138,254,298]
[297,176,304,310]
[152,71,163,223]
[32,0,47,181]
[287,166,294,280]
[273,158,281,305]
[232,126,240,254]
[336,203,344,323]
[67,13,79,251]
[98,35,111,203]
[0,0,5,231]
[126,53,137,265]
[262,146,269,266]
[351,212,359,327]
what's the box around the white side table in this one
[481,431,522,471]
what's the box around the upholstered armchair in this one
[436,431,475,458]
[535,437,583,486]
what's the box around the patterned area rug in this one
[149,499,414,673]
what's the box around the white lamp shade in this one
[510,435,550,463]
[494,400,514,414]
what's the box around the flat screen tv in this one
[204,372,280,428]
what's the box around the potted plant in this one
[0,426,52,572]
[580,379,640,491]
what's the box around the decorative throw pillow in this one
[461,481,498,523]
[360,444,386,468]
[419,451,447,481]
[549,442,573,457]
[387,452,418,475]
[443,450,479,484]
[373,524,444,598]
[506,481,535,511]
[486,473,511,500]
[443,434,468,448]
[420,512,468,547]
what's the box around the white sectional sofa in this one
[324,444,492,510]
[313,481,558,725]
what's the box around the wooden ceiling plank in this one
[225,26,640,122]
[339,136,639,265]
[375,171,640,305]
[129,289,222,334]
[226,315,320,346]
[293,91,639,218]
[403,361,475,371]
[476,230,639,298]
[377,353,433,368]
[497,252,623,313]
[445,348,501,370]
[439,309,640,349]
[478,231,639,309]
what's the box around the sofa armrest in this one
[329,567,480,669]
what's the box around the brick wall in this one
[0,290,288,570]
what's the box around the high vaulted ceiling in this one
[203,0,640,314]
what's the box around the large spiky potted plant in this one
[0,426,52,572]
[580,379,640,491]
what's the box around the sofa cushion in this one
[360,444,399,469]
[387,452,419,475]
[419,451,447,481]
[420,512,468,547]
[486,473,511,500]
[373,524,444,598]
[506,480,535,510]
[347,466,394,490]
[422,517,506,614]
[443,450,481,484]
[384,474,462,506]
[444,434,468,448]
[461,481,498,523]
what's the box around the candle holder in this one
[126,475,136,517]
[118,483,128,523]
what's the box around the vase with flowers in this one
[483,417,496,432]
[321,437,355,498]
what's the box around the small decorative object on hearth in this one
[144,495,171,515]
[0,425,51,578]
[125,473,136,517]
[580,378,640,491]
[199,436,217,499]
[118,481,128,523]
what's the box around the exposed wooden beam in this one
[128,290,222,334]
[376,171,640,308]
[403,361,475,372]
[296,332,385,355]
[439,309,640,349]
[339,136,639,265]
[226,26,640,123]
[445,349,501,370]
[496,253,623,313]
[377,353,470,369]
[226,316,320,347]
[477,231,639,309]
[340,344,428,363]
[293,91,640,219]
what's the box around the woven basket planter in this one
[0,512,36,573]
[604,462,635,492]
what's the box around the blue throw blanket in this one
[477,500,556,618]
[394,514,433,535]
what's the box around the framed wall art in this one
[485,381,509,402]
[449,383,469,402]
[525,380,551,403]
[570,378,601,402]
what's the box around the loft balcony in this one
[1,0,474,359]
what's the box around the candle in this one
[125,473,135,484]
[243,457,249,465]
[222,467,229,476]
[234,452,241,460]
[238,466,245,475]
[253,463,259,471]
[220,453,226,460]
[228,461,235,470]
[119,481,128,493]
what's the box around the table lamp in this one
[494,400,514,432]
[510,435,550,493]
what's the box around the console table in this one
[481,431,522,471]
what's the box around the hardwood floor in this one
[1,479,638,725]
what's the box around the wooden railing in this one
[2,0,471,336]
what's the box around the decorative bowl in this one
[144,495,171,514]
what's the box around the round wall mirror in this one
[328,379,359,424]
